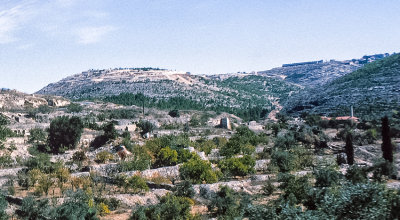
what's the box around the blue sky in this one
[1,0,399,93]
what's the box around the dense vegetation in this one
[286,53,400,119]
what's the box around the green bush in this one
[0,195,8,220]
[262,180,276,196]
[95,151,114,163]
[218,155,256,177]
[154,147,178,168]
[0,114,8,126]
[0,125,14,141]
[130,194,194,220]
[270,150,295,173]
[320,182,400,219]
[48,116,83,153]
[179,157,219,184]
[24,153,52,172]
[126,175,149,193]
[168,109,180,118]
[28,128,47,145]
[278,173,312,204]
[365,128,378,144]
[18,197,52,220]
[118,146,151,172]
[174,180,195,198]
[137,120,155,137]
[208,186,242,219]
[177,149,194,164]
[314,166,340,187]
[345,165,368,184]
[67,103,83,113]
[53,190,98,219]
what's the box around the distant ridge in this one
[259,53,391,87]
[284,53,400,118]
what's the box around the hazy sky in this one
[1,0,399,93]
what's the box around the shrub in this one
[177,149,194,164]
[72,150,88,168]
[0,154,13,168]
[314,166,340,187]
[179,157,219,184]
[168,109,180,118]
[371,159,395,181]
[122,175,149,194]
[0,125,14,141]
[130,194,194,220]
[262,180,276,196]
[52,190,98,219]
[345,165,367,184]
[67,103,83,113]
[220,126,267,157]
[137,120,155,137]
[35,173,54,196]
[174,180,195,198]
[278,173,312,204]
[28,128,47,145]
[103,121,118,140]
[118,146,151,172]
[48,116,83,153]
[194,139,217,155]
[218,155,256,177]
[97,202,110,216]
[208,186,242,219]
[95,151,114,164]
[154,147,178,168]
[274,132,297,150]
[0,114,8,126]
[270,150,294,173]
[18,197,51,220]
[320,182,399,219]
[24,153,52,172]
[365,128,378,144]
[0,195,8,220]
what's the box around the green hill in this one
[285,53,400,119]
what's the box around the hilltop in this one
[36,68,299,121]
[285,53,400,118]
[258,53,390,87]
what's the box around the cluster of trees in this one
[103,92,273,122]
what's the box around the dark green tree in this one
[168,109,180,118]
[48,116,83,153]
[103,121,117,140]
[137,120,155,137]
[208,186,242,219]
[345,133,354,165]
[381,116,393,163]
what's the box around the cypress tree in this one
[345,133,354,165]
[381,116,393,162]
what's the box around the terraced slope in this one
[285,53,400,118]
[36,69,299,119]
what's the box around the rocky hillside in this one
[36,68,298,116]
[284,53,400,118]
[0,89,69,111]
[258,53,390,87]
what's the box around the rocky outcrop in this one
[0,89,69,110]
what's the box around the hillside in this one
[284,53,400,118]
[0,89,69,111]
[36,68,299,120]
[258,53,389,87]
